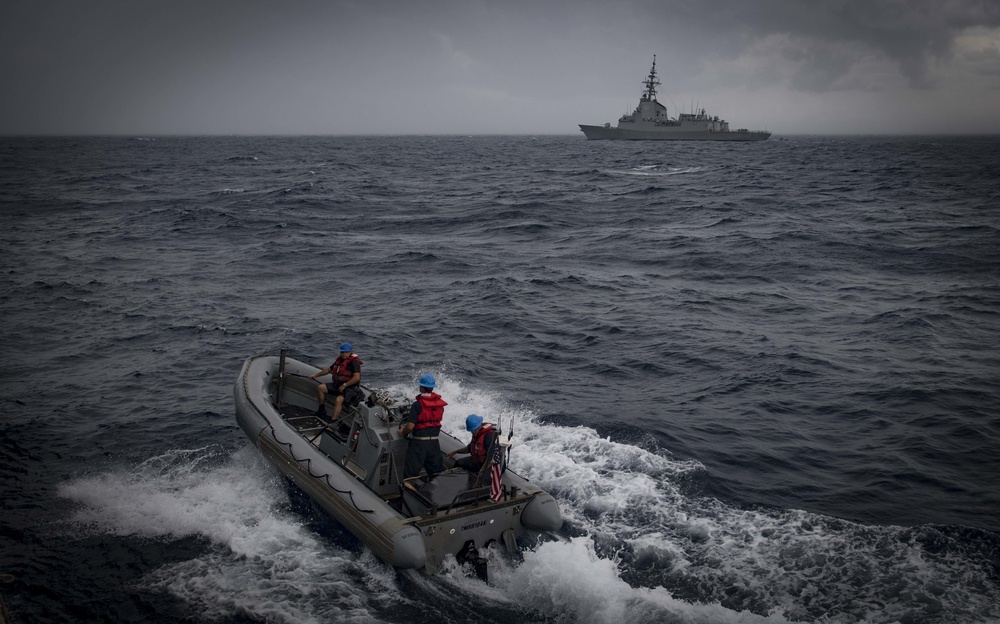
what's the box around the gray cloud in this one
[647,0,1000,89]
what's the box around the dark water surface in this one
[1,135,998,623]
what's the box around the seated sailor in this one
[308,342,362,421]
[446,414,498,482]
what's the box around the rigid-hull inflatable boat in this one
[233,352,562,578]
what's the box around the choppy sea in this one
[1,135,998,624]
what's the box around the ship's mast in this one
[641,55,660,102]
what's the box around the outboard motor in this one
[456,540,489,583]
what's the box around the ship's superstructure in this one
[579,56,770,141]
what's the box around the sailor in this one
[308,342,362,421]
[446,414,498,481]
[398,373,446,481]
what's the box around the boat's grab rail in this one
[445,486,494,511]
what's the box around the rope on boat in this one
[265,421,376,514]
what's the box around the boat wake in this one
[56,377,1000,623]
[58,445,400,623]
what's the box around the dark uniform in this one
[400,391,447,480]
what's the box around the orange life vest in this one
[414,392,447,430]
[470,423,497,465]
[331,354,362,383]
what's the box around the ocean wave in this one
[4,134,999,623]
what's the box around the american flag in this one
[489,440,503,502]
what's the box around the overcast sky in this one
[2,0,999,135]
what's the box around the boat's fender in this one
[520,492,562,532]
[389,524,427,569]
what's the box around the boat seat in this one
[343,386,364,408]
[401,469,492,516]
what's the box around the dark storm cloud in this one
[647,0,1000,89]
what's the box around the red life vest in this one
[470,423,497,465]
[331,354,362,383]
[414,392,447,430]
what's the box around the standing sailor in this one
[398,373,446,481]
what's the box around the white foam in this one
[58,445,402,623]
[399,376,1000,622]
[496,537,796,624]
[57,376,1000,623]
[611,165,707,177]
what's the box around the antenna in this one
[641,55,660,101]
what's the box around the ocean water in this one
[1,134,998,624]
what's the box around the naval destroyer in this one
[579,56,770,141]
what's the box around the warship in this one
[579,56,770,141]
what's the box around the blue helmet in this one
[465,414,483,432]
[340,342,352,352]
[418,373,436,389]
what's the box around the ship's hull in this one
[579,124,770,141]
